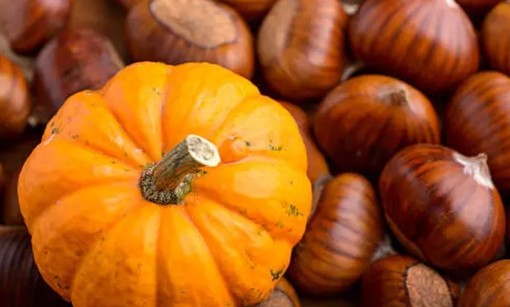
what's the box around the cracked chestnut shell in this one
[458,259,510,306]
[348,0,479,94]
[380,144,506,273]
[444,72,510,194]
[0,0,72,54]
[313,74,440,175]
[125,0,254,79]
[361,255,460,307]
[287,173,384,295]
[257,0,347,101]
[32,28,124,124]
[482,2,510,77]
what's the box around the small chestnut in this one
[348,0,480,94]
[256,278,300,307]
[444,71,510,194]
[380,144,506,273]
[458,259,510,306]
[125,0,254,79]
[287,173,384,296]
[361,255,460,307]
[217,0,278,21]
[32,28,124,124]
[0,0,73,54]
[482,2,510,77]
[313,74,440,175]
[257,0,347,101]
[0,54,31,139]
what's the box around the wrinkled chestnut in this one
[257,0,347,101]
[380,144,506,273]
[125,0,254,79]
[361,255,460,307]
[0,0,72,54]
[313,74,440,175]
[0,54,31,139]
[32,28,124,124]
[287,173,384,295]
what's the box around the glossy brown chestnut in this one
[0,226,71,306]
[313,74,440,175]
[380,144,506,273]
[458,259,510,306]
[125,0,254,79]
[444,72,510,194]
[257,0,347,101]
[457,0,503,19]
[0,0,72,54]
[2,170,24,226]
[348,0,480,94]
[256,278,301,307]
[482,2,510,76]
[0,55,31,139]
[218,0,277,21]
[287,173,384,295]
[361,255,460,307]
[32,28,124,124]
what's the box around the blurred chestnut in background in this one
[256,278,301,307]
[380,144,506,273]
[445,72,510,195]
[125,0,254,79]
[313,75,440,175]
[32,28,124,124]
[348,0,479,94]
[114,0,146,10]
[361,255,460,307]
[482,2,510,77]
[218,0,277,21]
[457,0,503,20]
[0,55,31,139]
[0,226,71,306]
[287,173,384,296]
[257,0,347,101]
[458,259,510,306]
[2,170,24,226]
[0,0,72,54]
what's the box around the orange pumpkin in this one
[17,62,312,306]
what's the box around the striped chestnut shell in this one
[444,71,510,194]
[348,0,480,94]
[313,74,440,175]
[379,144,506,273]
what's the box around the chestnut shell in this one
[348,0,480,94]
[313,74,440,175]
[444,71,510,194]
[482,2,510,77]
[379,144,506,273]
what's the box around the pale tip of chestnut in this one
[371,235,396,263]
[379,87,409,107]
[453,152,494,189]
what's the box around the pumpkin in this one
[17,62,312,306]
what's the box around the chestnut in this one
[218,0,277,21]
[0,54,31,139]
[348,0,480,94]
[0,226,71,306]
[125,0,254,79]
[313,74,440,175]
[2,170,24,226]
[458,259,510,306]
[32,28,124,124]
[256,278,301,307]
[257,0,347,101]
[444,72,510,194]
[482,2,510,77]
[361,255,460,307]
[287,173,384,296]
[0,0,72,54]
[380,144,506,273]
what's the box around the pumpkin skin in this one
[17,62,312,307]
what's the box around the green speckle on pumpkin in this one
[270,268,284,281]
[245,140,251,147]
[287,204,303,217]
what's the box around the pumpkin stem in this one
[139,134,221,205]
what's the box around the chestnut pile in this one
[1,0,510,306]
